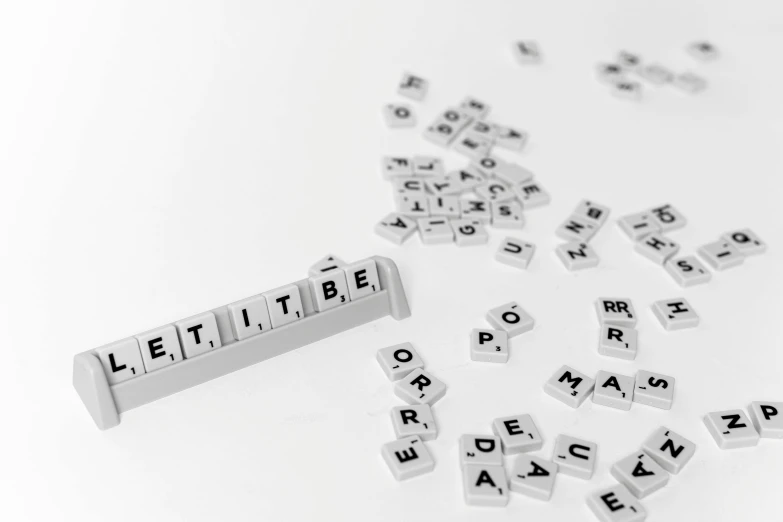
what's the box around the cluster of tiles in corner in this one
[93,258,382,385]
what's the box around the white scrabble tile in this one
[595,298,637,327]
[575,200,611,227]
[611,451,669,499]
[308,254,346,277]
[593,370,634,411]
[492,414,543,454]
[597,62,626,84]
[552,434,598,479]
[381,156,413,179]
[463,465,509,507]
[413,155,445,177]
[381,436,435,481]
[391,404,437,441]
[228,294,273,340]
[598,324,638,361]
[556,215,598,242]
[634,233,680,265]
[687,41,719,61]
[423,118,460,147]
[451,219,489,246]
[486,301,534,337]
[698,239,745,270]
[175,312,222,359]
[392,176,425,196]
[634,370,675,410]
[509,454,557,501]
[491,201,525,229]
[459,434,503,467]
[618,212,660,240]
[375,213,417,245]
[704,410,760,449]
[453,133,493,160]
[417,217,454,245]
[612,80,642,101]
[652,298,699,331]
[495,126,528,152]
[398,72,428,101]
[263,284,305,327]
[470,329,509,363]
[383,103,416,128]
[515,181,551,209]
[648,204,687,232]
[395,193,430,218]
[617,50,643,70]
[136,325,184,373]
[376,342,424,381]
[665,256,712,287]
[722,228,767,256]
[343,259,380,301]
[749,401,783,438]
[513,40,542,64]
[467,120,499,142]
[95,338,146,385]
[496,238,535,269]
[459,96,491,119]
[544,365,595,409]
[424,176,464,196]
[475,179,515,203]
[446,166,486,192]
[587,484,646,522]
[673,72,707,93]
[495,162,534,185]
[428,195,461,217]
[460,199,492,223]
[472,155,506,178]
[556,242,600,271]
[309,268,350,312]
[642,426,697,474]
[394,368,447,406]
[638,63,674,85]
[440,107,473,130]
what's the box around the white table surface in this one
[2,1,782,520]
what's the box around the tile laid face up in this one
[634,370,675,410]
[390,404,437,441]
[698,240,745,270]
[343,259,380,301]
[398,72,428,101]
[486,301,535,337]
[556,242,600,271]
[309,268,351,312]
[381,436,435,481]
[262,284,305,328]
[382,156,413,179]
[634,233,679,265]
[515,181,551,208]
[592,370,635,411]
[459,434,503,467]
[598,324,638,360]
[595,298,637,327]
[587,484,647,522]
[375,213,418,244]
[95,338,146,385]
[470,328,509,363]
[652,298,699,331]
[556,215,598,242]
[704,410,760,449]
[383,103,416,128]
[417,217,454,245]
[748,401,783,438]
[611,451,669,499]
[642,426,697,474]
[394,368,447,406]
[618,211,660,240]
[463,465,509,507]
[492,414,543,454]
[376,342,424,381]
[491,201,525,229]
[648,204,687,232]
[451,219,489,246]
[665,256,712,287]
[722,228,766,256]
[496,238,535,269]
[508,454,558,501]
[552,434,598,479]
[544,365,596,409]
[228,294,273,341]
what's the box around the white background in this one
[1,1,782,520]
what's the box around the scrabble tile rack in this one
[73,256,410,430]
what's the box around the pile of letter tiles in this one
[596,41,716,101]
[554,200,610,271]
[93,255,382,385]
[617,203,767,286]
[376,72,548,264]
